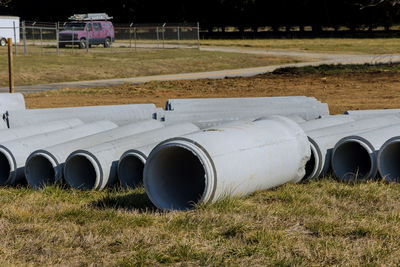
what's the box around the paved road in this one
[2,47,400,93]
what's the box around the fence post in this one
[86,26,89,54]
[129,23,133,51]
[197,22,200,49]
[40,27,43,55]
[13,21,17,55]
[156,27,159,48]
[7,38,14,93]
[134,27,137,52]
[56,22,59,55]
[162,25,165,49]
[177,26,180,48]
[22,21,27,54]
[32,21,36,46]
[71,27,74,53]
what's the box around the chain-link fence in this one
[2,21,200,55]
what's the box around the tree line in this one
[1,0,400,32]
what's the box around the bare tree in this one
[0,0,12,7]
[355,0,400,9]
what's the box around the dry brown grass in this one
[201,38,400,54]
[0,48,297,87]
[24,67,400,114]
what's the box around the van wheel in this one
[0,38,7,47]
[79,38,87,49]
[104,37,111,48]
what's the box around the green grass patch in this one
[0,180,399,265]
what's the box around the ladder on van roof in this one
[68,13,113,21]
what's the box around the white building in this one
[0,16,20,46]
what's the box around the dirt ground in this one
[24,71,400,114]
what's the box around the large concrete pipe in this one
[0,93,26,111]
[118,115,305,188]
[331,124,400,182]
[0,121,117,185]
[2,104,157,128]
[0,119,83,142]
[377,137,400,182]
[165,96,318,111]
[143,116,310,211]
[118,144,154,189]
[303,115,400,181]
[64,123,200,190]
[166,100,325,113]
[117,114,310,189]
[161,103,329,126]
[25,120,164,188]
[344,109,400,116]
[299,115,354,132]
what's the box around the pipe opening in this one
[25,155,55,188]
[64,155,97,190]
[145,145,206,210]
[332,141,372,182]
[118,155,145,189]
[304,148,316,181]
[379,141,400,182]
[0,151,10,184]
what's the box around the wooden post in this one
[7,38,14,93]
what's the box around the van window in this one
[87,23,93,31]
[93,23,102,31]
[65,23,86,31]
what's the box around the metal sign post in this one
[7,38,14,93]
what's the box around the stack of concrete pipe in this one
[2,93,400,211]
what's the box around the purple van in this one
[59,19,115,49]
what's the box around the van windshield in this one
[64,23,86,31]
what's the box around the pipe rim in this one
[25,151,59,188]
[144,137,216,210]
[118,149,147,189]
[64,150,102,190]
[303,137,322,181]
[332,136,376,181]
[0,145,16,185]
[377,136,400,182]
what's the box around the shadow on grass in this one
[90,189,157,213]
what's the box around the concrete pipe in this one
[2,104,157,128]
[332,124,400,182]
[161,103,329,127]
[144,116,310,211]
[0,93,26,111]
[345,109,400,116]
[165,96,317,111]
[299,115,354,132]
[166,100,325,113]
[64,123,200,190]
[0,119,83,143]
[0,120,117,185]
[378,137,400,182]
[118,144,154,189]
[25,120,163,188]
[302,115,400,181]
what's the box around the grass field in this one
[2,63,397,265]
[0,48,298,87]
[201,38,400,54]
[1,180,399,265]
